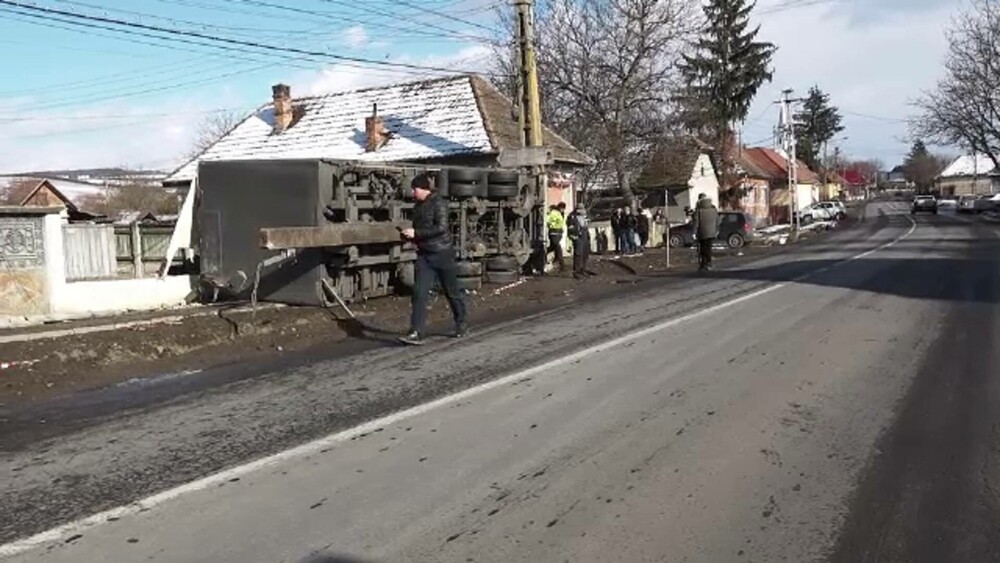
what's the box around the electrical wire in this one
[0,0,495,75]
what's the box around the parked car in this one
[911,195,938,214]
[667,211,755,249]
[958,195,978,214]
[937,196,958,209]
[977,194,1000,213]
[798,204,834,224]
[814,201,847,220]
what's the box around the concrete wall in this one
[51,276,193,317]
[0,209,62,317]
[1,207,194,326]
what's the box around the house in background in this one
[936,154,1000,196]
[164,75,591,203]
[738,147,820,225]
[7,177,108,221]
[635,138,720,224]
[886,165,911,190]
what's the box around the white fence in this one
[63,224,116,281]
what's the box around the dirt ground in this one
[0,235,795,407]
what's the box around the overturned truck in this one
[196,158,545,305]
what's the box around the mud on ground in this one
[0,249,721,406]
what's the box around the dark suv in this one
[668,211,755,249]
[911,195,938,214]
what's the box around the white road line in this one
[0,210,919,559]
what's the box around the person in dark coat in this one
[611,208,624,254]
[692,194,719,271]
[398,173,467,345]
[623,208,639,254]
[567,205,592,279]
[637,209,650,251]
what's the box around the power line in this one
[0,0,494,75]
[392,0,496,32]
[313,0,494,43]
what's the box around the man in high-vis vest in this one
[546,202,567,272]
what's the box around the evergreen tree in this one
[680,0,776,140]
[903,139,948,193]
[793,86,844,171]
[680,0,775,207]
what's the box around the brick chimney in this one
[365,102,388,152]
[272,83,292,134]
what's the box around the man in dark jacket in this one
[611,208,624,254]
[692,193,719,271]
[398,174,467,345]
[623,208,639,255]
[567,204,592,279]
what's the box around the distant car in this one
[798,204,834,224]
[937,196,958,209]
[667,211,755,249]
[815,201,847,220]
[958,195,978,213]
[911,195,938,214]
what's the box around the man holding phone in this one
[398,173,467,345]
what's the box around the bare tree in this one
[80,184,179,217]
[913,0,1000,169]
[185,110,244,160]
[493,0,699,204]
[0,179,39,205]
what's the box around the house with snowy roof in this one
[164,75,591,188]
[2,176,108,221]
[937,154,1000,196]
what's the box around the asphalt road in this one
[4,202,1000,562]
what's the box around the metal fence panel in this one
[63,224,116,281]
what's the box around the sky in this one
[0,0,962,174]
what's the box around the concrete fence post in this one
[130,221,143,278]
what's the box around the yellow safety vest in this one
[547,209,566,232]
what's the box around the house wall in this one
[689,153,720,205]
[937,175,1000,196]
[738,178,770,227]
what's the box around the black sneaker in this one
[399,331,424,346]
[453,323,469,338]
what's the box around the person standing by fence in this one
[567,205,592,279]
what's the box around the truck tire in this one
[487,183,520,198]
[456,261,482,277]
[457,276,482,291]
[486,255,518,271]
[448,168,482,183]
[485,270,519,284]
[450,182,481,198]
[488,170,520,184]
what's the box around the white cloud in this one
[343,26,369,50]
[745,0,961,165]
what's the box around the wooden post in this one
[130,221,143,278]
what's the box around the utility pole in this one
[515,0,543,148]
[779,89,801,232]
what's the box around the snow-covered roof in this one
[165,75,591,184]
[939,154,1000,177]
[44,177,106,204]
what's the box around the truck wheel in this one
[448,168,482,183]
[727,233,745,249]
[450,182,481,198]
[457,276,482,291]
[488,170,520,184]
[485,270,519,284]
[486,255,519,271]
[456,261,482,277]
[669,233,685,248]
[487,183,520,198]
